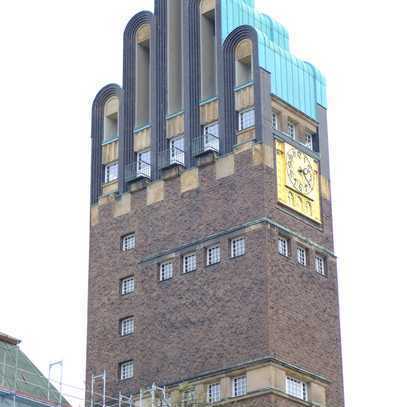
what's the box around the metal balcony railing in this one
[159,146,185,169]
[125,159,152,182]
[192,132,220,157]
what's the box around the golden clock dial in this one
[286,148,314,195]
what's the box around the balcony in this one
[159,145,185,170]
[125,158,152,182]
[192,132,220,157]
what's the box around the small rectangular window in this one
[286,377,307,401]
[287,121,296,139]
[120,360,134,380]
[297,247,307,266]
[120,317,134,336]
[207,245,221,266]
[278,238,289,257]
[315,255,326,276]
[121,277,135,295]
[170,135,185,165]
[160,261,173,281]
[272,112,279,130]
[104,162,118,183]
[137,150,151,178]
[231,376,247,397]
[183,254,197,273]
[238,109,255,131]
[121,233,135,251]
[231,237,246,258]
[207,383,221,403]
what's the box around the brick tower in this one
[87,1,344,407]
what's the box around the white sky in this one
[1,0,399,406]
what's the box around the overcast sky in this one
[1,1,399,406]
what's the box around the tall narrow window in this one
[104,162,118,183]
[137,150,151,178]
[287,121,296,139]
[203,122,219,152]
[297,247,307,266]
[135,24,151,128]
[104,97,119,142]
[170,135,185,165]
[200,3,217,99]
[207,245,221,266]
[231,376,247,397]
[167,0,183,114]
[315,255,326,276]
[304,133,313,150]
[207,383,221,403]
[278,237,289,257]
[235,40,253,87]
[160,261,173,281]
[272,112,279,130]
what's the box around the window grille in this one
[121,277,135,295]
[120,361,134,380]
[121,233,135,251]
[278,238,289,257]
[104,162,118,183]
[287,121,296,139]
[297,247,307,266]
[207,383,221,403]
[207,245,221,266]
[232,376,247,397]
[160,262,173,281]
[286,377,308,401]
[272,112,279,130]
[120,317,134,336]
[315,255,326,276]
[183,254,197,273]
[238,109,255,131]
[231,237,246,258]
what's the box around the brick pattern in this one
[86,144,343,406]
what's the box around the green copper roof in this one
[0,341,69,407]
[220,0,327,119]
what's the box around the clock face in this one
[286,148,314,195]
[276,140,321,223]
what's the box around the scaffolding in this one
[0,341,176,407]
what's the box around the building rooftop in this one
[221,0,327,119]
[0,333,70,407]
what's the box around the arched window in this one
[200,0,217,100]
[103,97,119,142]
[235,39,253,87]
[135,24,151,128]
[167,0,184,114]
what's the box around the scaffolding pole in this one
[91,370,106,407]
[48,360,64,407]
[119,392,133,407]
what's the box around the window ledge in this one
[234,81,254,92]
[134,124,151,134]
[200,96,218,106]
[102,137,119,146]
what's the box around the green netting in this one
[0,342,69,407]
